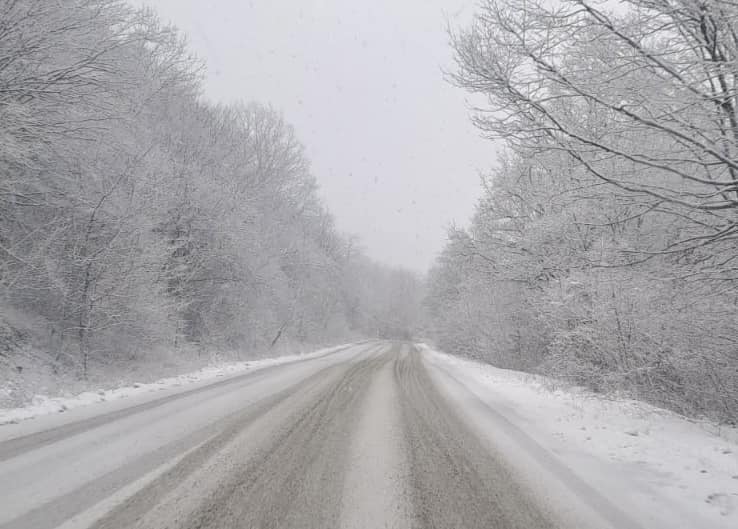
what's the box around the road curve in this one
[0,342,561,529]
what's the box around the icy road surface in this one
[0,342,730,529]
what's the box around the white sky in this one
[141,0,495,272]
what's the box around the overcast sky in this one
[141,0,495,272]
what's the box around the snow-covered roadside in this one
[421,344,738,529]
[0,343,355,427]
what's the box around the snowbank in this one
[0,343,352,426]
[421,344,738,529]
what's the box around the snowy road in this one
[0,342,666,529]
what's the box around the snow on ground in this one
[0,343,353,426]
[422,344,738,529]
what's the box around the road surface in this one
[0,342,566,529]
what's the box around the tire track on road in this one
[395,346,559,529]
[175,349,391,529]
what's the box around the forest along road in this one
[0,342,568,529]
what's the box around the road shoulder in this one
[422,345,738,529]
